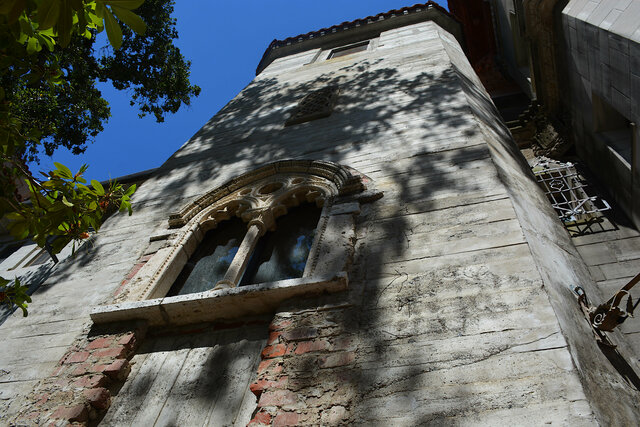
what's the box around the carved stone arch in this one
[127,160,369,300]
[168,159,364,229]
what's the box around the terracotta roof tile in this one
[268,2,453,50]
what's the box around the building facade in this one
[1,2,640,426]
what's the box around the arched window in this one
[167,203,322,296]
[91,160,381,326]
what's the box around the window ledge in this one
[90,272,348,327]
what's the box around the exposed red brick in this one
[64,351,90,364]
[267,330,281,345]
[51,365,66,376]
[74,362,111,376]
[285,343,295,355]
[113,279,129,297]
[282,327,317,341]
[82,387,111,410]
[72,363,90,376]
[273,411,299,426]
[257,359,273,374]
[23,411,40,420]
[248,410,272,426]
[94,345,127,359]
[331,337,354,351]
[250,376,288,396]
[318,352,355,368]
[295,339,329,355]
[118,332,137,348]
[103,359,130,381]
[52,404,88,422]
[34,393,50,405]
[258,390,297,407]
[269,319,292,331]
[125,263,145,280]
[87,337,114,350]
[261,344,286,359]
[73,374,108,389]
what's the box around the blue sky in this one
[35,1,448,182]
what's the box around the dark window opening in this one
[240,203,322,286]
[328,41,369,59]
[168,217,247,296]
[0,241,22,265]
[593,92,633,165]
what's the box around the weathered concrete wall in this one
[3,16,634,426]
[562,0,640,229]
[439,19,640,424]
[101,21,597,425]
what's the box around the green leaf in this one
[57,0,74,48]
[54,162,72,179]
[102,7,122,49]
[102,0,144,9]
[26,37,39,54]
[76,183,92,194]
[36,33,55,52]
[62,196,74,207]
[94,1,107,18]
[19,16,33,36]
[124,183,136,196]
[36,0,61,30]
[3,0,27,23]
[51,237,68,254]
[69,0,83,11]
[91,179,105,196]
[8,221,29,240]
[110,5,146,35]
[4,212,23,221]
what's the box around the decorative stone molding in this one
[168,159,363,228]
[284,86,339,127]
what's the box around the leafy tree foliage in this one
[0,0,199,316]
[4,0,200,162]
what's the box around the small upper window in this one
[328,40,369,59]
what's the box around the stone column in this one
[214,223,262,290]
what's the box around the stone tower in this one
[2,2,639,425]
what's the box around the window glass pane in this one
[168,217,247,296]
[240,203,321,286]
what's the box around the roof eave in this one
[256,3,464,75]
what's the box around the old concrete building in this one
[2,2,640,425]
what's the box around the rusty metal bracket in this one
[574,272,640,346]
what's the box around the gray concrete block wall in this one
[563,0,640,229]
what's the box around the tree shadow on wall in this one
[106,46,530,425]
